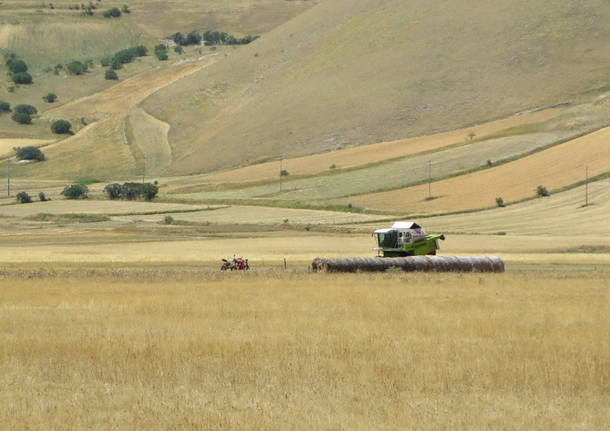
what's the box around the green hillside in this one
[143,0,610,174]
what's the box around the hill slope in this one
[143,0,610,174]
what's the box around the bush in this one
[495,197,505,207]
[16,146,45,161]
[103,7,121,18]
[14,104,37,115]
[16,192,32,204]
[51,120,72,134]
[12,112,31,124]
[186,31,202,45]
[0,101,10,112]
[164,215,174,225]
[134,45,148,56]
[103,182,158,201]
[100,57,112,67]
[105,69,118,80]
[122,4,130,13]
[536,185,550,197]
[42,93,57,103]
[8,59,28,74]
[154,44,168,61]
[12,72,33,84]
[174,45,184,54]
[103,183,123,200]
[61,184,89,199]
[280,169,289,176]
[66,61,87,75]
[38,191,49,202]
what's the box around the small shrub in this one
[42,93,57,103]
[536,185,550,197]
[283,218,289,224]
[16,146,44,161]
[61,184,89,199]
[100,57,112,67]
[329,164,336,169]
[122,4,130,13]
[103,7,121,17]
[12,112,31,124]
[51,120,72,134]
[280,169,289,176]
[0,101,10,113]
[15,104,37,115]
[164,215,174,225]
[157,52,168,61]
[66,61,87,75]
[12,72,33,84]
[495,197,505,207]
[38,191,49,202]
[16,192,32,204]
[174,45,184,54]
[105,69,118,80]
[487,160,493,167]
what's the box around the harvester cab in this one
[373,222,445,257]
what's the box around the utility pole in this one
[427,160,432,199]
[6,159,10,197]
[279,156,283,192]
[585,166,589,207]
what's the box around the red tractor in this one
[221,257,250,271]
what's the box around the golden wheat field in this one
[0,270,608,430]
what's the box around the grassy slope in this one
[144,0,610,175]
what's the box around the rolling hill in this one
[144,0,610,175]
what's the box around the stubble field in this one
[0,270,608,430]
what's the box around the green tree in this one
[16,146,45,160]
[15,104,37,115]
[174,45,184,54]
[38,191,49,202]
[51,120,72,134]
[12,112,32,124]
[186,31,202,45]
[0,101,10,112]
[105,69,118,80]
[103,183,123,200]
[12,72,33,84]
[61,184,89,199]
[42,93,57,103]
[8,59,28,73]
[16,192,32,204]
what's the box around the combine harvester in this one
[312,221,504,273]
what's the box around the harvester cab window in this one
[377,231,398,248]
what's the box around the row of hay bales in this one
[311,256,505,273]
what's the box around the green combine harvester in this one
[373,222,445,257]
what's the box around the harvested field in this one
[416,179,610,236]
[175,131,566,201]
[0,200,212,218]
[48,61,211,119]
[1,271,608,429]
[170,108,564,187]
[127,108,172,176]
[342,126,610,213]
[114,205,382,225]
[0,233,609,265]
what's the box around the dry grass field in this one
[0,271,608,429]
[342,126,610,214]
